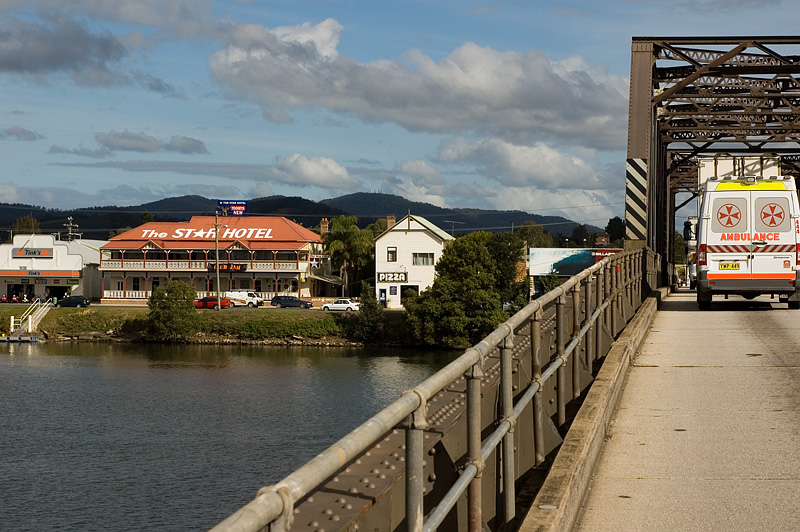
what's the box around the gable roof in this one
[376,214,455,243]
[102,216,321,250]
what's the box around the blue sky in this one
[0,0,793,227]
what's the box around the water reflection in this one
[0,342,457,531]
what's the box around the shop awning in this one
[308,273,344,285]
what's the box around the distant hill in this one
[322,193,601,236]
[0,192,600,241]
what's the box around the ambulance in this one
[696,174,800,309]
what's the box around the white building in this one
[374,214,454,309]
[0,234,106,302]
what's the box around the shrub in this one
[348,282,385,341]
[146,281,198,340]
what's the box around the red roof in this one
[102,216,321,251]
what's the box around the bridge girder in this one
[625,37,800,281]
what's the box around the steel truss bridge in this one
[625,36,800,280]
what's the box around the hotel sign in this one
[13,248,53,258]
[140,227,273,240]
[208,263,247,273]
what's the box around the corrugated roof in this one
[102,216,321,250]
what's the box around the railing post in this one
[500,333,516,532]
[531,311,545,465]
[556,294,567,426]
[406,399,428,532]
[571,284,581,398]
[584,274,594,368]
[466,361,484,532]
[610,262,618,334]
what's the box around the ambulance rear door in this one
[707,193,751,280]
[749,189,796,281]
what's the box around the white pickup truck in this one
[223,291,264,308]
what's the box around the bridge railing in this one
[210,248,660,532]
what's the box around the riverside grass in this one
[0,307,345,340]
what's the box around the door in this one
[749,191,795,281]
[707,194,751,280]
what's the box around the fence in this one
[210,248,661,532]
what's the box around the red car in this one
[194,296,232,309]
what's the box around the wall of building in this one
[375,217,450,309]
[0,234,97,302]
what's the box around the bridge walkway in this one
[573,290,800,531]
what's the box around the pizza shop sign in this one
[140,227,274,240]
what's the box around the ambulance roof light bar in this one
[707,175,792,182]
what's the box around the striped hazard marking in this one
[625,158,647,240]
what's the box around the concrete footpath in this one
[573,290,800,531]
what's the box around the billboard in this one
[529,248,623,277]
[217,200,248,216]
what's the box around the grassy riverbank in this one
[0,306,407,344]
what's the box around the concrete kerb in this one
[518,287,668,532]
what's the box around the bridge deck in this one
[574,290,800,531]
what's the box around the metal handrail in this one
[11,298,54,335]
[210,248,660,532]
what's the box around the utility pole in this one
[443,220,464,236]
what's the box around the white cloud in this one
[438,137,601,189]
[59,153,360,190]
[209,20,628,150]
[96,130,161,152]
[165,135,209,154]
[398,159,444,187]
[267,153,360,189]
[0,126,43,140]
[483,186,623,228]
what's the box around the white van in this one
[223,291,264,308]
[696,175,800,309]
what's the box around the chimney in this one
[320,218,329,235]
[386,214,396,229]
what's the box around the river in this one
[0,341,457,531]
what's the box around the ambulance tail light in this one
[697,244,707,266]
[796,243,800,267]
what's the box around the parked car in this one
[321,298,360,311]
[270,295,312,309]
[55,295,91,308]
[194,296,232,309]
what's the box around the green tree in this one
[606,216,626,244]
[538,271,561,294]
[674,231,686,265]
[514,221,554,248]
[404,231,519,348]
[109,226,132,238]
[324,216,375,296]
[12,215,40,235]
[349,281,385,341]
[141,210,154,223]
[146,280,197,340]
[571,224,591,247]
[487,231,528,306]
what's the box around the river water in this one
[0,341,457,531]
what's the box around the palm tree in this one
[323,216,375,296]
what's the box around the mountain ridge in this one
[0,193,603,240]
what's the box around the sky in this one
[0,0,795,229]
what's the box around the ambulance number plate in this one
[719,262,740,270]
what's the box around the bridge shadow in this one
[659,289,777,312]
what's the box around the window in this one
[413,252,435,266]
[131,278,140,291]
[387,247,397,262]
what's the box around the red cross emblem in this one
[760,203,785,227]
[716,204,741,227]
